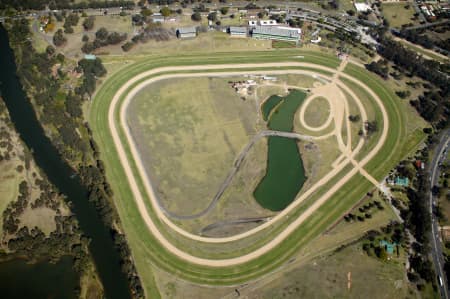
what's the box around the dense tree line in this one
[81,27,127,53]
[0,0,47,10]
[63,13,79,34]
[365,59,388,79]
[49,0,135,10]
[378,38,449,96]
[391,155,436,287]
[410,91,448,126]
[370,38,450,128]
[396,26,450,53]
[0,0,135,11]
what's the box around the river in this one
[0,257,79,299]
[0,25,131,299]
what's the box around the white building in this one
[354,3,372,12]
[176,27,197,38]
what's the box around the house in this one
[151,13,164,23]
[228,26,247,37]
[176,27,197,39]
[252,26,301,43]
[311,36,321,43]
[354,3,372,13]
[415,160,425,170]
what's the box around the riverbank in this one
[0,95,103,299]
[0,22,132,298]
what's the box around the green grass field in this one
[88,50,423,297]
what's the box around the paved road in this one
[430,129,450,298]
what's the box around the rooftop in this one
[252,26,300,38]
[229,26,247,34]
[177,26,197,34]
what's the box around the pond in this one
[261,95,283,121]
[254,90,307,211]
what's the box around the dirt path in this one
[108,61,389,266]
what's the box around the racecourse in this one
[89,50,412,290]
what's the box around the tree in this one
[81,42,95,53]
[82,34,89,42]
[365,120,378,136]
[46,45,55,57]
[160,7,171,17]
[220,7,229,15]
[82,16,95,30]
[65,94,82,118]
[95,27,108,40]
[207,12,217,21]
[349,114,360,122]
[141,8,152,17]
[121,41,134,52]
[53,29,67,47]
[65,13,79,26]
[191,12,201,22]
[376,246,388,260]
[63,23,74,34]
[257,11,266,19]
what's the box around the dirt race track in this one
[108,60,389,267]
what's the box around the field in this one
[381,3,417,28]
[127,77,258,218]
[0,159,21,237]
[88,49,425,297]
[303,96,330,128]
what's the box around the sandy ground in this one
[107,60,389,266]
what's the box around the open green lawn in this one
[88,50,422,297]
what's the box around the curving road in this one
[108,61,389,266]
[430,129,450,299]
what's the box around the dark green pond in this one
[261,95,283,121]
[254,90,307,211]
[268,89,307,132]
[0,257,79,299]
